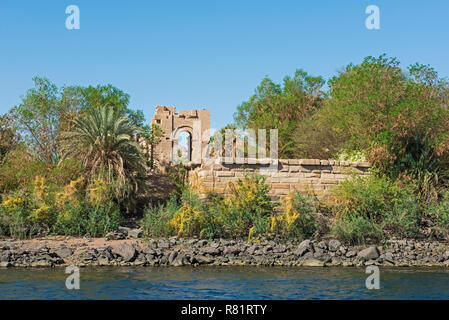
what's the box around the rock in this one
[247,244,259,255]
[224,246,241,255]
[197,240,208,247]
[112,243,137,262]
[302,258,325,267]
[158,240,170,249]
[195,255,214,265]
[127,228,143,239]
[357,246,380,260]
[142,246,156,256]
[201,247,220,256]
[31,260,53,267]
[313,248,325,258]
[169,236,178,245]
[105,231,126,241]
[168,251,178,264]
[317,241,327,250]
[55,247,73,258]
[328,240,341,252]
[444,250,449,260]
[384,252,394,263]
[0,261,12,268]
[97,256,110,265]
[210,241,220,248]
[172,253,188,267]
[294,240,313,257]
[0,252,11,262]
[273,245,287,254]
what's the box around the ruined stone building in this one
[150,106,210,166]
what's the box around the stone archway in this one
[172,126,193,164]
[151,106,210,166]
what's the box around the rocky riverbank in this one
[1,232,449,268]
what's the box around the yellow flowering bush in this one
[267,191,317,239]
[87,178,110,205]
[56,177,85,207]
[224,174,273,216]
[1,195,24,209]
[170,203,206,237]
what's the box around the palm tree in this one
[60,106,147,191]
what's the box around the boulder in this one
[105,231,127,241]
[357,246,380,260]
[328,239,341,252]
[316,241,327,250]
[127,228,143,239]
[444,250,449,261]
[55,247,73,259]
[112,243,137,262]
[294,240,313,257]
[168,251,178,265]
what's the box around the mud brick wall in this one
[189,159,371,202]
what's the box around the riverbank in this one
[1,230,449,268]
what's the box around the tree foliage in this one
[234,69,324,158]
[60,105,147,192]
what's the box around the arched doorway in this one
[172,129,192,164]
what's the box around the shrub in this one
[52,201,121,237]
[52,203,89,236]
[141,196,180,238]
[331,214,382,245]
[0,192,44,238]
[86,202,122,237]
[218,174,275,238]
[267,192,317,240]
[224,174,274,217]
[426,191,449,238]
[328,174,422,243]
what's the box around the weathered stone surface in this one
[294,240,313,257]
[189,156,370,201]
[1,237,447,268]
[112,243,137,262]
[150,106,210,166]
[55,247,73,258]
[127,228,143,239]
[357,246,380,260]
[105,231,127,241]
[328,240,341,252]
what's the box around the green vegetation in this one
[228,54,449,244]
[2,54,449,244]
[142,174,278,239]
[0,77,157,238]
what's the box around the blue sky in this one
[0,0,448,129]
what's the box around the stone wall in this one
[189,159,371,202]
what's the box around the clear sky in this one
[1,0,448,130]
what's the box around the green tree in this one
[140,123,164,168]
[11,77,81,163]
[11,78,149,163]
[60,105,147,191]
[320,54,449,198]
[0,114,20,163]
[234,69,324,158]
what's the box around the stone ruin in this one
[150,105,210,167]
[146,105,370,202]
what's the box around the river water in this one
[0,266,448,299]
